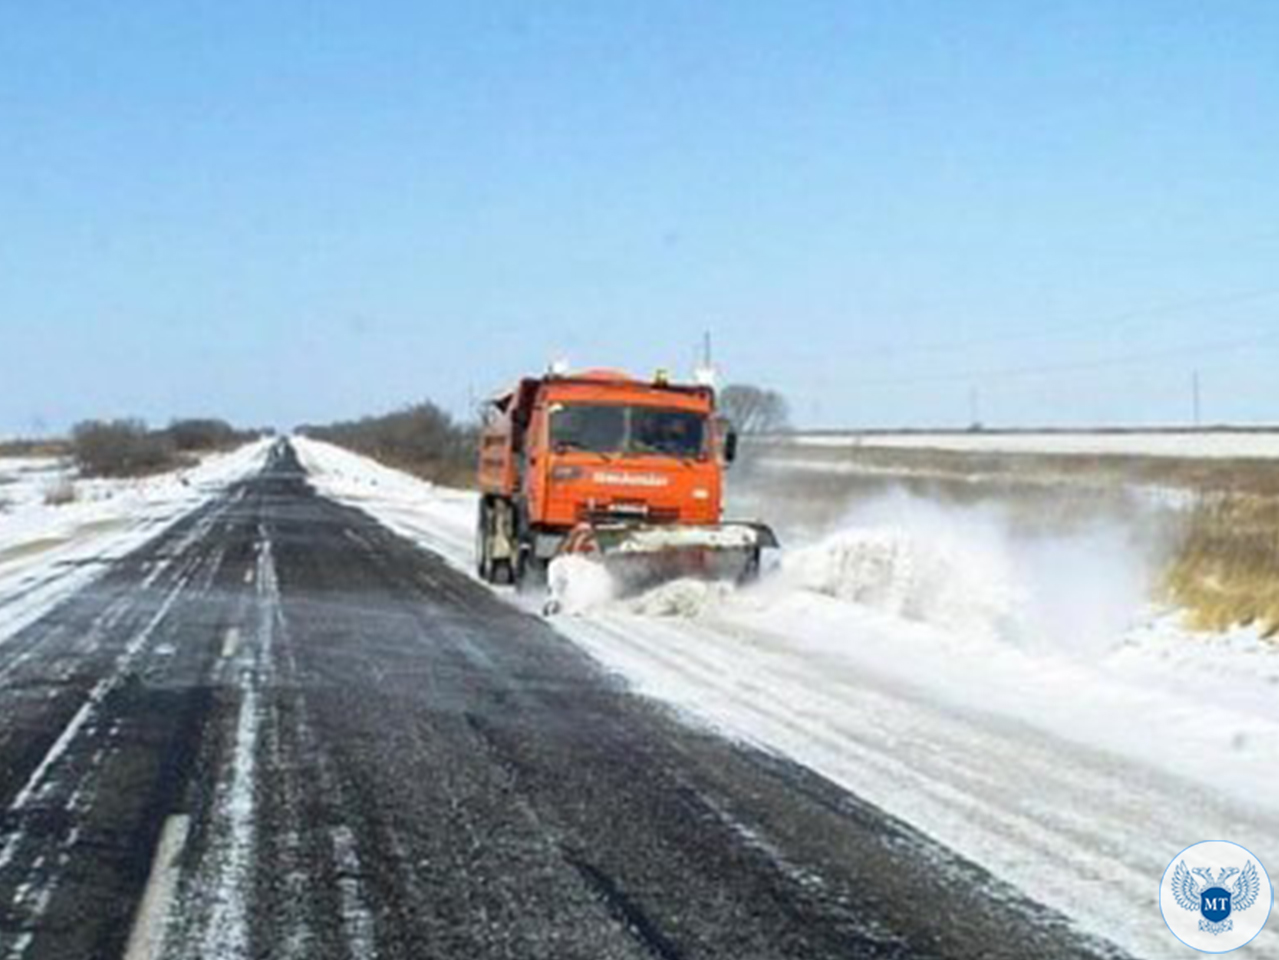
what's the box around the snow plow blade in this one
[554,521,779,603]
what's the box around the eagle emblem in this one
[1171,860,1263,935]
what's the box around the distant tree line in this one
[298,401,477,486]
[0,437,70,458]
[71,418,265,478]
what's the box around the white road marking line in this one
[331,825,378,957]
[243,567,253,585]
[220,627,241,660]
[201,521,278,959]
[123,815,190,960]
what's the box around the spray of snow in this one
[626,577,736,617]
[547,556,616,614]
[547,488,1153,659]
[778,526,1021,644]
[549,561,741,618]
[772,490,1154,657]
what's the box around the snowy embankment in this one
[0,440,272,643]
[294,437,1279,959]
[791,429,1279,459]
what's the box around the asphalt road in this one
[0,442,1131,960]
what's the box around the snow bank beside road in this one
[0,440,273,643]
[792,429,1279,459]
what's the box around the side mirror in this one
[723,429,738,465]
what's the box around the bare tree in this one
[167,418,239,451]
[718,383,791,434]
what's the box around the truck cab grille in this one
[576,503,681,525]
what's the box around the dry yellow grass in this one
[1163,495,1279,637]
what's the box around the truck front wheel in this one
[515,547,547,593]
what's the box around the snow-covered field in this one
[0,440,273,643]
[792,429,1279,459]
[295,436,1279,960]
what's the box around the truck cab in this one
[476,368,741,585]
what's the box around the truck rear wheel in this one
[476,501,493,581]
[478,497,517,585]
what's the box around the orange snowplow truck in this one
[476,367,777,590]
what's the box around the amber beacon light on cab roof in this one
[476,366,779,602]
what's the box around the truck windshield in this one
[549,405,626,453]
[550,405,705,457]
[629,407,704,457]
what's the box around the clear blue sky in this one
[2,1,1277,434]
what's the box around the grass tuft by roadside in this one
[1164,495,1279,637]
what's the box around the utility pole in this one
[1192,370,1201,428]
[968,386,981,429]
[702,330,713,368]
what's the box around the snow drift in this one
[550,489,1154,665]
[777,492,1154,656]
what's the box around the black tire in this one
[515,549,547,594]
[476,500,493,582]
[737,547,762,585]
[492,558,515,585]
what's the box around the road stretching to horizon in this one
[0,441,1128,960]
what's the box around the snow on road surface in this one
[293,436,478,570]
[295,436,1279,959]
[0,440,272,644]
[789,429,1279,459]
